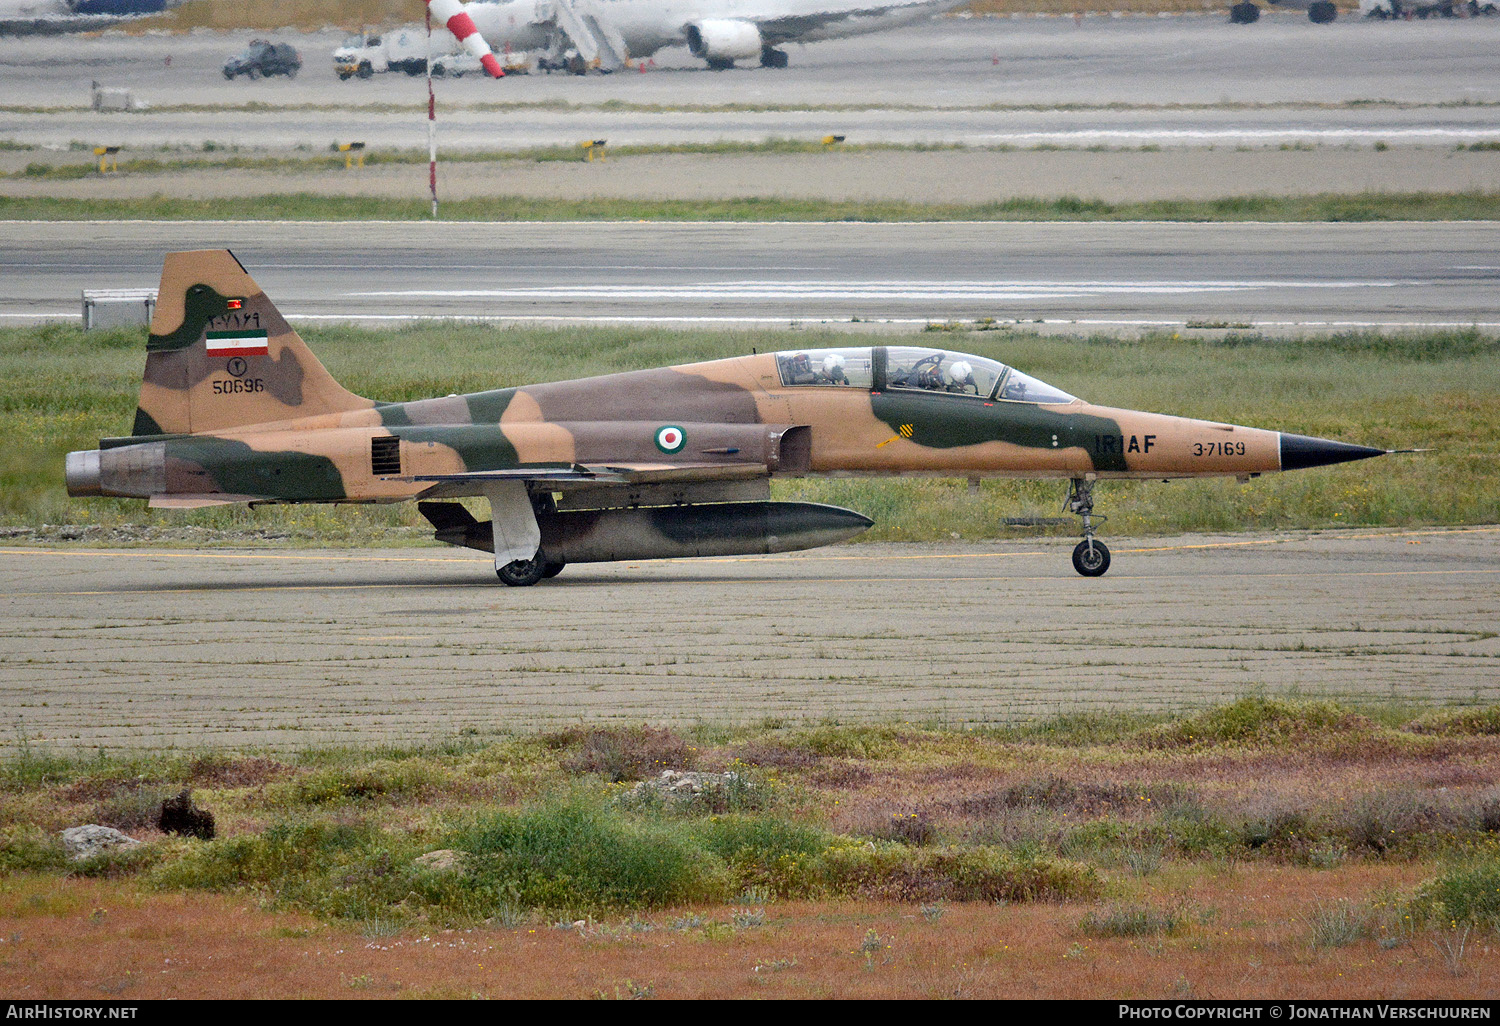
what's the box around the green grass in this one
[1306,899,1385,948]
[4,192,1500,224]
[10,135,1496,180]
[1411,862,1500,927]
[4,322,1497,541]
[1138,696,1365,748]
[1080,902,1188,938]
[6,699,1500,925]
[145,790,1096,918]
[448,795,733,911]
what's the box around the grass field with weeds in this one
[3,322,1496,543]
[3,698,1500,997]
[4,191,1500,224]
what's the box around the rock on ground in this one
[61,825,142,861]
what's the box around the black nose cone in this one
[1279,433,1386,471]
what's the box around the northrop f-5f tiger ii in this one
[66,251,1393,584]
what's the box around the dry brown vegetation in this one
[4,699,1500,998]
[0,865,1488,999]
[136,0,426,33]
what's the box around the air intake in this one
[370,435,401,476]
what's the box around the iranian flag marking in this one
[206,330,269,358]
[655,425,686,454]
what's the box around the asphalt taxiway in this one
[1,528,1496,750]
[3,19,1499,148]
[3,219,1498,330]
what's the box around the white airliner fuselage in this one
[452,0,966,71]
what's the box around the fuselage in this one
[464,0,967,58]
[72,346,1371,508]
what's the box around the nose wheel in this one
[1067,478,1111,577]
[1072,538,1110,576]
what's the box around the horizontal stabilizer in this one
[418,500,492,552]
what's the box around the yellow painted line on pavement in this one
[5,582,480,598]
[8,567,1497,599]
[0,548,482,564]
[2,524,1495,573]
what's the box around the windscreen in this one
[995,368,1077,405]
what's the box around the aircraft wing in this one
[411,462,768,489]
[148,493,265,508]
[748,4,910,43]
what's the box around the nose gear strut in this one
[1066,477,1111,577]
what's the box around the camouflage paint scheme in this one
[66,251,1386,581]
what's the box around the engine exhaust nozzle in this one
[65,450,103,497]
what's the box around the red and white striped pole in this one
[426,0,504,78]
[427,6,438,219]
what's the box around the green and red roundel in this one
[654,425,686,454]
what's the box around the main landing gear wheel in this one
[497,555,549,587]
[1066,477,1112,578]
[541,561,566,579]
[1308,0,1337,21]
[1072,539,1111,577]
[1229,1,1260,22]
[760,47,788,68]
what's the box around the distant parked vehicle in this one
[333,29,433,79]
[333,27,530,79]
[431,49,531,76]
[429,50,482,77]
[223,39,302,80]
[1360,0,1498,14]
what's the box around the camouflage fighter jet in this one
[66,250,1391,583]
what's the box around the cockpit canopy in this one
[774,346,1077,405]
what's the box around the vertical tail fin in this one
[133,250,372,436]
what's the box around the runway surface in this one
[3,20,1499,148]
[8,96,1500,151]
[3,219,1499,329]
[2,528,1497,750]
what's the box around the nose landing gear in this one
[1067,477,1111,577]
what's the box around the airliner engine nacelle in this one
[685,19,763,63]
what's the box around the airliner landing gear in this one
[1067,478,1111,577]
[761,46,788,68]
[1229,2,1260,22]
